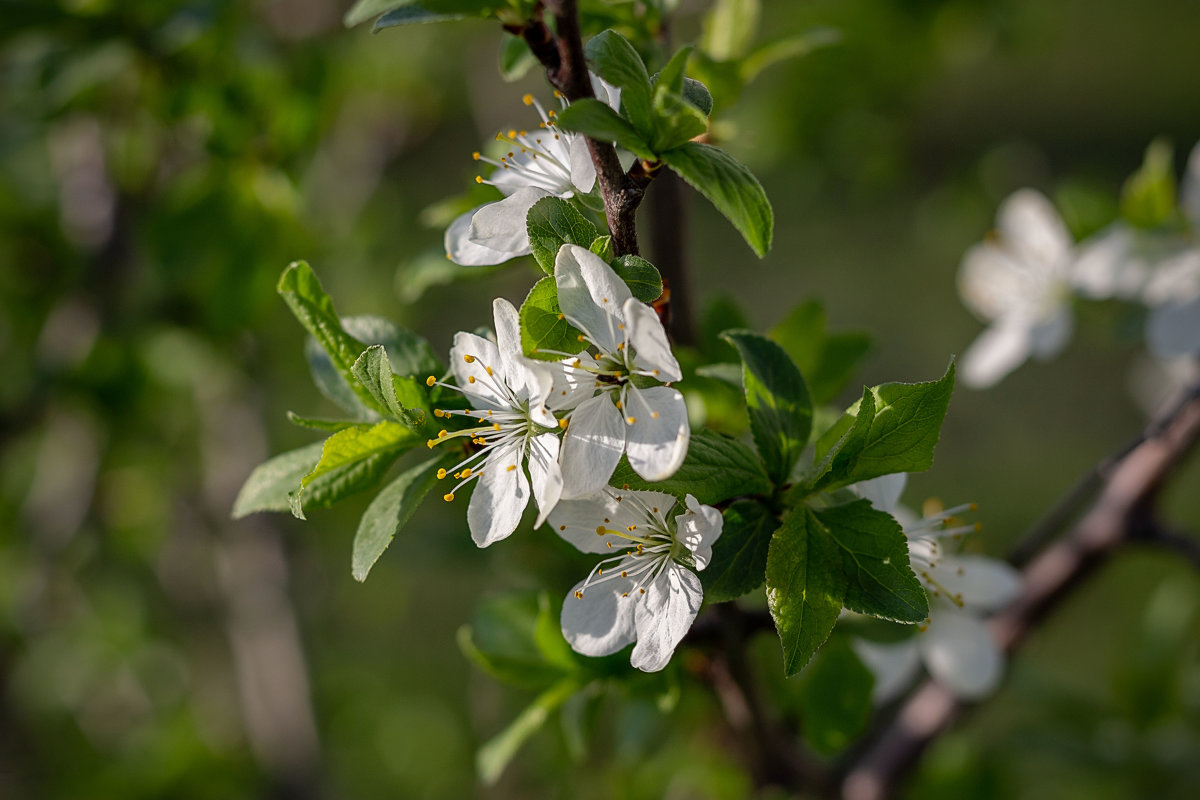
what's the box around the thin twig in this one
[839,379,1200,800]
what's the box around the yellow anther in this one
[651,507,658,513]
[492,422,501,431]
[601,297,609,304]
[626,416,637,424]
[508,129,517,138]
[468,376,476,384]
[651,411,659,419]
[438,429,448,438]
[595,526,606,534]
[506,464,517,472]
[652,369,660,376]
[639,588,645,595]
[426,440,436,449]
[598,568,603,576]
[607,542,613,548]
[547,109,556,118]
[475,176,483,184]
[577,334,586,342]
[622,592,629,598]
[460,468,471,478]
[472,151,481,160]
[615,400,622,410]
[558,419,568,430]
[556,313,565,320]
[554,90,563,98]
[617,323,625,330]
[559,525,567,531]
[575,590,583,599]
[437,469,447,480]
[485,365,493,375]
[522,94,534,105]
[621,571,628,578]
[463,354,475,363]
[443,493,455,502]
[426,375,437,386]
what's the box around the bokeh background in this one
[2,0,1199,798]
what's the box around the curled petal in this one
[918,607,1004,699]
[624,385,689,482]
[960,319,1034,389]
[445,208,518,266]
[854,473,908,514]
[560,394,625,499]
[466,441,530,547]
[562,573,638,657]
[676,495,723,570]
[623,298,682,381]
[491,298,556,426]
[528,433,563,528]
[569,135,596,194]
[631,564,703,672]
[467,186,545,255]
[555,244,632,354]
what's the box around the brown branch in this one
[524,0,653,257]
[839,380,1200,800]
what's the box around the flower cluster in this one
[958,142,1200,389]
[852,474,1021,700]
[427,86,717,671]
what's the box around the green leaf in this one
[660,142,773,257]
[1121,138,1177,229]
[346,0,502,28]
[279,262,385,416]
[351,345,428,429]
[799,638,874,755]
[583,30,653,136]
[810,386,874,486]
[702,500,777,602]
[344,0,406,27]
[285,412,360,432]
[232,442,324,518]
[700,0,761,61]
[374,6,469,29]
[525,196,601,275]
[771,301,871,406]
[814,362,955,490]
[477,678,580,786]
[609,429,771,506]
[722,330,813,484]
[290,451,399,515]
[650,93,710,154]
[652,45,692,96]
[520,276,586,361]
[292,421,419,518]
[589,235,614,262]
[499,33,538,82]
[681,78,715,117]
[766,507,844,676]
[352,454,450,581]
[815,500,928,623]
[610,255,663,302]
[554,98,655,162]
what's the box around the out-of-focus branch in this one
[839,379,1200,800]
[522,0,654,257]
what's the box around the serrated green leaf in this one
[722,330,813,485]
[290,451,398,516]
[352,453,451,581]
[292,421,419,518]
[589,235,614,262]
[702,500,776,602]
[660,142,773,257]
[771,301,871,405]
[351,345,428,429]
[766,507,844,676]
[555,99,655,161]
[610,255,663,302]
[477,678,580,786]
[799,638,874,755]
[815,362,955,490]
[520,276,586,361]
[280,262,386,416]
[285,412,360,432]
[583,30,653,137]
[653,45,692,96]
[815,500,928,623]
[609,429,771,505]
[232,442,325,518]
[526,196,601,274]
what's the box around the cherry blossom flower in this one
[549,245,689,498]
[852,474,1022,701]
[426,298,582,546]
[958,189,1077,388]
[445,78,619,266]
[551,488,722,672]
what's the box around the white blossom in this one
[551,488,722,672]
[852,474,1021,701]
[958,189,1076,388]
[445,78,620,266]
[426,298,583,547]
[549,245,689,498]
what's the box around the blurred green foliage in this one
[1,0,1198,798]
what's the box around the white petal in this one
[1147,295,1200,358]
[1143,248,1200,306]
[559,394,626,499]
[624,298,682,381]
[445,208,518,266]
[466,442,530,547]
[1071,226,1146,300]
[491,298,556,426]
[851,638,921,705]
[548,491,649,554]
[467,186,545,254]
[918,607,1004,699]
[528,433,563,528]
[568,135,596,194]
[931,555,1022,612]
[676,494,723,570]
[555,244,631,353]
[631,564,703,672]
[997,189,1072,272]
[624,385,689,482]
[960,319,1034,389]
[958,243,1033,322]
[450,331,507,410]
[561,572,638,657]
[1028,309,1073,360]
[853,473,908,514]
[590,73,622,112]
[548,355,598,412]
